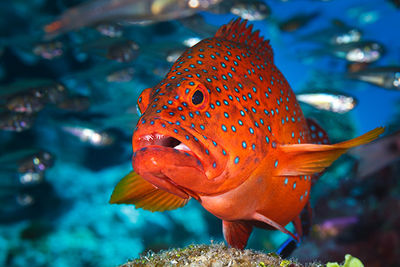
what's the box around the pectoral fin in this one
[222,220,253,249]
[109,171,190,212]
[277,127,384,176]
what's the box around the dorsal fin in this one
[215,18,274,62]
[307,118,330,145]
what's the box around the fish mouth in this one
[134,132,202,165]
[132,118,225,175]
[132,118,220,198]
[136,133,192,154]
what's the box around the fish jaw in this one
[132,146,203,199]
[131,118,227,195]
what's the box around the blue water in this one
[0,0,399,266]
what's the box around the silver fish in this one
[32,41,64,60]
[44,0,222,39]
[4,83,67,113]
[0,112,35,132]
[16,193,35,206]
[332,41,384,63]
[308,41,385,63]
[106,67,135,82]
[0,170,44,187]
[96,23,123,38]
[0,150,52,186]
[18,151,55,174]
[62,125,115,146]
[296,93,357,113]
[32,83,68,105]
[299,20,362,45]
[107,40,140,63]
[230,0,271,21]
[6,93,45,114]
[348,66,400,90]
[333,29,362,45]
[18,172,45,185]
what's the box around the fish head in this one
[132,39,266,197]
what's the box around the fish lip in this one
[133,118,216,173]
[134,135,202,166]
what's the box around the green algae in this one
[326,254,364,267]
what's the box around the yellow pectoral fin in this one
[277,127,385,176]
[109,171,190,212]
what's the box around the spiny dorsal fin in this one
[215,18,273,62]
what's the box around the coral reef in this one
[120,243,364,267]
[121,243,301,267]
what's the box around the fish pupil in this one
[192,90,204,105]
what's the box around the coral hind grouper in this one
[110,18,384,249]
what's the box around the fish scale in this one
[110,18,384,250]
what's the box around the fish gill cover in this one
[0,0,399,267]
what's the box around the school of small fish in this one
[0,0,399,265]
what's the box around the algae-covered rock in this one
[120,243,366,267]
[120,243,307,267]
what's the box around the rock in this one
[120,243,305,267]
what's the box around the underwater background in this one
[0,0,399,266]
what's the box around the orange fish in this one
[110,18,384,249]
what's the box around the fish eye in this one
[192,90,204,105]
